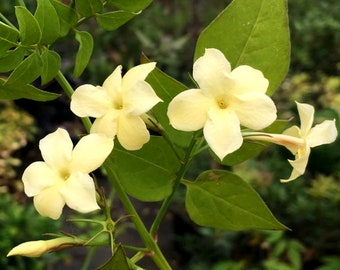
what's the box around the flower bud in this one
[7,237,73,257]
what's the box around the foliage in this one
[0,0,338,269]
[288,0,340,74]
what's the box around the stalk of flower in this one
[7,237,80,258]
[22,128,114,219]
[70,63,162,151]
[244,102,338,182]
[167,48,277,160]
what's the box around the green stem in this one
[150,134,198,237]
[56,70,171,269]
[104,158,171,269]
[81,247,97,270]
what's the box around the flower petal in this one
[296,102,314,137]
[22,161,60,197]
[91,110,118,138]
[71,84,110,118]
[39,128,73,171]
[193,48,233,97]
[102,65,123,98]
[204,108,243,160]
[231,92,277,130]
[60,172,99,213]
[230,65,269,94]
[71,133,113,173]
[117,114,150,150]
[167,89,212,131]
[124,80,162,115]
[281,147,310,183]
[33,185,65,219]
[122,62,156,92]
[307,119,337,147]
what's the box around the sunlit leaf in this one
[0,21,19,55]
[0,78,60,101]
[184,170,288,230]
[34,0,60,44]
[107,136,181,201]
[195,0,290,95]
[0,47,26,73]
[75,0,103,17]
[6,51,42,85]
[107,0,152,12]
[73,30,93,78]
[40,49,61,84]
[15,6,41,45]
[96,11,137,31]
[51,0,78,37]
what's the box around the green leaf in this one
[6,51,42,85]
[51,0,78,37]
[107,136,181,201]
[97,245,130,270]
[195,0,290,95]
[34,0,60,44]
[0,21,19,55]
[96,11,137,31]
[15,6,41,45]
[73,30,93,78]
[75,0,103,17]
[40,49,61,84]
[184,170,288,230]
[0,78,60,101]
[0,47,26,73]
[220,141,266,166]
[108,0,152,12]
[143,55,193,148]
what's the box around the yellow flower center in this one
[217,98,227,109]
[113,101,123,110]
[60,169,71,180]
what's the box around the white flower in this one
[22,128,113,219]
[7,237,73,257]
[280,102,337,182]
[70,63,162,150]
[244,102,338,182]
[167,48,277,160]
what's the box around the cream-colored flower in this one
[244,102,338,182]
[22,128,113,219]
[280,102,337,182]
[167,48,277,160]
[70,63,162,150]
[7,237,73,257]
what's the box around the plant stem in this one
[56,70,171,269]
[104,157,172,269]
[150,133,198,237]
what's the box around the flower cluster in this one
[10,48,337,258]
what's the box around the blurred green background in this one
[1,0,340,269]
